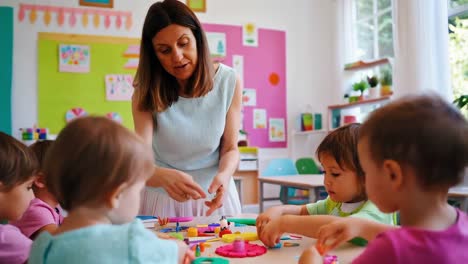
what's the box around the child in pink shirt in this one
[0,132,38,264]
[12,140,64,239]
[300,95,468,263]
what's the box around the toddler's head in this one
[358,94,468,213]
[0,132,38,221]
[316,123,365,203]
[44,117,155,224]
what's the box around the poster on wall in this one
[242,88,256,106]
[269,118,285,142]
[105,74,134,101]
[243,23,258,47]
[253,109,266,129]
[206,32,226,59]
[59,44,90,73]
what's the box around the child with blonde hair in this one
[12,140,64,239]
[28,117,193,264]
[256,124,395,247]
[0,132,38,263]
[301,94,468,263]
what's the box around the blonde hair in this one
[44,117,154,211]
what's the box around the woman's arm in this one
[131,92,154,146]
[205,76,242,215]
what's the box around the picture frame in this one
[79,0,114,8]
[187,0,206,13]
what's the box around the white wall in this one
[2,0,337,159]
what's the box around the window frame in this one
[351,0,393,61]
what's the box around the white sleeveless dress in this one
[139,64,242,217]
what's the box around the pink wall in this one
[203,23,287,148]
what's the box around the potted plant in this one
[367,75,379,99]
[380,69,393,96]
[238,129,248,146]
[352,80,369,101]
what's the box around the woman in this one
[132,0,242,217]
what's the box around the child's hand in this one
[259,217,284,247]
[316,218,361,252]
[175,240,194,264]
[298,245,322,264]
[256,207,283,235]
[157,234,194,264]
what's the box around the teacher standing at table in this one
[132,0,242,217]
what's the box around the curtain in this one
[392,0,452,100]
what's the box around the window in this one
[448,0,468,117]
[352,0,394,60]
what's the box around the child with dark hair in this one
[12,140,64,239]
[0,132,38,264]
[302,94,468,263]
[28,117,193,264]
[256,124,395,247]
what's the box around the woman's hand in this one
[256,207,284,235]
[204,175,229,216]
[298,245,322,264]
[153,167,206,202]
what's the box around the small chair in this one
[295,157,328,201]
[262,158,308,205]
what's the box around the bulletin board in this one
[38,24,286,148]
[204,23,287,148]
[0,7,13,134]
[38,32,139,134]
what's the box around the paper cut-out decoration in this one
[65,107,88,123]
[269,73,280,86]
[17,4,132,30]
[207,32,226,60]
[253,109,267,129]
[242,88,256,107]
[269,118,285,142]
[243,23,258,47]
[105,74,134,101]
[106,112,122,124]
[59,44,90,73]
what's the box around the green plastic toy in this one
[226,218,256,226]
[192,257,229,264]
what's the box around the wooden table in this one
[152,214,363,264]
[258,174,324,212]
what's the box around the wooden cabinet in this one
[234,147,259,205]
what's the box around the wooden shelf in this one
[344,58,390,71]
[328,96,391,110]
[293,130,327,136]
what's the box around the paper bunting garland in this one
[18,4,132,30]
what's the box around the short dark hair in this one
[134,0,214,112]
[360,94,468,189]
[0,132,38,191]
[316,123,364,178]
[44,117,155,211]
[29,140,54,173]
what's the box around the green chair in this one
[295,157,328,200]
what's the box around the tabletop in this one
[151,214,363,264]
